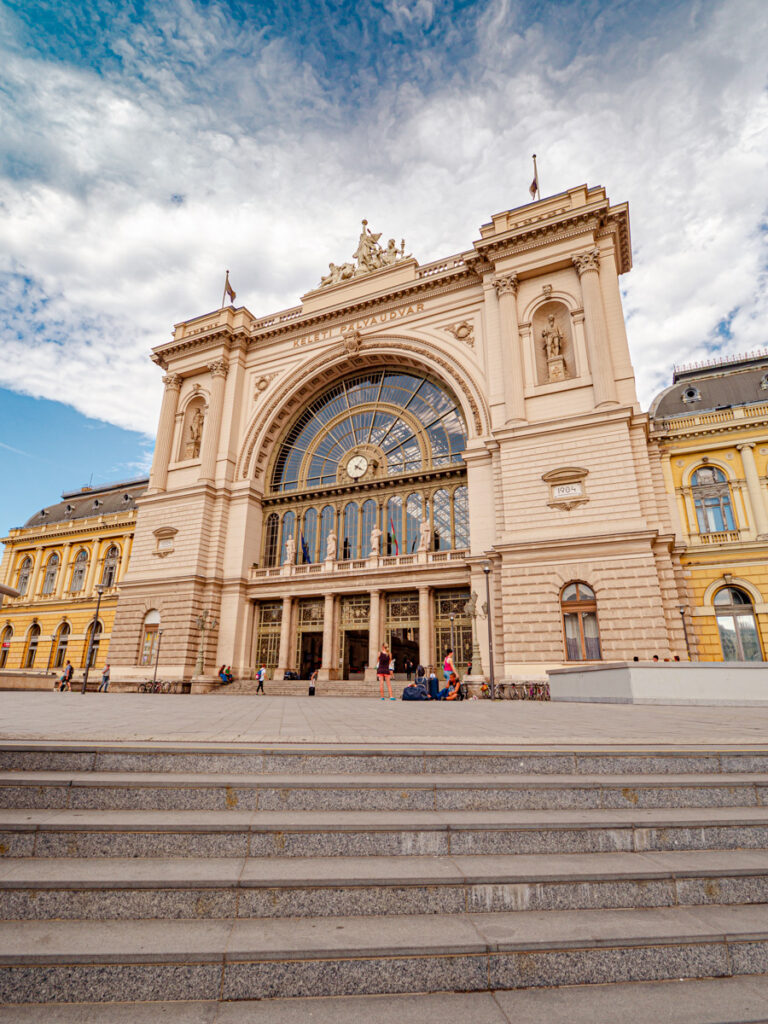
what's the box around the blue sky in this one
[0,0,766,535]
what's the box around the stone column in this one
[572,250,618,408]
[367,589,381,676]
[494,274,526,423]
[275,595,293,680]
[418,586,432,668]
[54,543,71,598]
[738,443,768,537]
[199,359,229,483]
[149,374,183,493]
[320,593,338,681]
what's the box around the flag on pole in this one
[389,517,399,555]
[222,270,236,307]
[529,153,540,200]
[300,532,311,564]
[529,175,538,199]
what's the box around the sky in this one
[0,0,766,535]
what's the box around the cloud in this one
[0,0,766,438]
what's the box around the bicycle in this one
[137,680,176,693]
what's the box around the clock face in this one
[346,454,369,479]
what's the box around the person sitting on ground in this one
[225,666,234,683]
[438,672,461,701]
[427,666,440,700]
[415,664,426,684]
[402,679,428,701]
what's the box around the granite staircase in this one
[2,744,768,1021]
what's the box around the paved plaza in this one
[3,692,768,746]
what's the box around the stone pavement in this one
[2,691,768,746]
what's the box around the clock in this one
[346,454,369,480]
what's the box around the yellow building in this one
[650,353,768,661]
[0,478,146,687]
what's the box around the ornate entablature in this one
[317,220,412,289]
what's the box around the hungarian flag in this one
[224,271,236,304]
[529,175,538,199]
[389,517,399,555]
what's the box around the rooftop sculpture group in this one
[318,220,410,288]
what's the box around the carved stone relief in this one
[317,220,411,288]
[542,467,589,511]
[254,373,278,399]
[444,321,474,347]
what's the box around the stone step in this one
[7,976,768,1023]
[3,850,768,920]
[4,805,768,858]
[4,742,768,777]
[2,904,768,1003]
[5,770,768,812]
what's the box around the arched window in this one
[70,550,88,593]
[319,505,335,560]
[386,495,402,555]
[714,587,763,661]
[405,493,422,554]
[264,513,279,567]
[139,609,160,666]
[24,624,41,668]
[42,553,60,595]
[362,499,378,557]
[101,545,119,587]
[561,582,601,661]
[53,623,71,669]
[0,626,12,669]
[342,502,358,560]
[302,508,318,563]
[691,466,736,534]
[83,620,103,669]
[433,489,451,551]
[16,557,32,596]
[280,510,296,565]
[454,486,469,549]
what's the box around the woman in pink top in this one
[443,649,456,682]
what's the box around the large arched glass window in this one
[53,623,71,669]
[714,587,763,661]
[264,513,280,567]
[692,466,736,533]
[17,557,32,597]
[270,370,467,494]
[70,550,88,593]
[362,499,378,557]
[280,510,296,565]
[301,508,318,563]
[454,486,469,549]
[319,505,335,560]
[405,493,422,554]
[24,624,41,668]
[386,495,402,555]
[561,582,602,661]
[342,502,358,560]
[0,626,12,669]
[84,620,102,669]
[101,545,119,587]
[139,610,160,666]
[433,489,451,551]
[42,553,59,595]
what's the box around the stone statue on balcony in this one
[418,520,431,552]
[325,530,337,560]
[369,525,382,557]
[284,536,296,566]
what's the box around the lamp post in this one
[81,583,105,693]
[482,563,495,700]
[449,612,455,665]
[152,629,164,686]
[679,606,692,661]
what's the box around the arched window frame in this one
[690,464,737,534]
[139,610,161,667]
[101,545,120,587]
[53,622,71,669]
[561,581,602,662]
[83,619,104,669]
[713,586,764,662]
[0,625,13,669]
[264,513,280,567]
[24,623,41,668]
[342,502,359,561]
[41,553,60,595]
[69,549,89,593]
[16,557,32,597]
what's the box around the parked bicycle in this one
[137,680,177,693]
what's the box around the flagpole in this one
[533,154,540,200]
[221,271,229,309]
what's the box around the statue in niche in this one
[284,536,296,565]
[185,407,205,459]
[325,530,337,561]
[369,525,382,557]
[418,520,431,552]
[541,313,569,383]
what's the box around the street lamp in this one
[449,612,455,664]
[482,563,495,700]
[679,606,692,661]
[153,629,165,686]
[81,583,105,693]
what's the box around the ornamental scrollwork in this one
[207,359,228,379]
[572,249,600,276]
[493,274,519,298]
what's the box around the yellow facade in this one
[0,479,146,686]
[650,356,768,662]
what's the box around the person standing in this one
[377,644,394,700]
[98,664,110,692]
[255,664,266,694]
[443,649,456,683]
[59,660,73,692]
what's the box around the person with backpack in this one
[58,661,73,692]
[255,664,266,694]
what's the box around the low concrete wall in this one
[548,661,768,706]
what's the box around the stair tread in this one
[3,903,768,963]
[5,804,768,830]
[4,849,768,888]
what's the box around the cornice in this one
[1,517,137,548]
[650,414,768,443]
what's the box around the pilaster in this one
[148,374,182,493]
[572,250,618,408]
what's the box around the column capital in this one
[737,442,756,451]
[208,359,229,379]
[493,273,519,298]
[572,249,600,276]
[162,373,183,391]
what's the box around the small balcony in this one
[250,549,469,582]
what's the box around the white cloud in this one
[0,0,766,437]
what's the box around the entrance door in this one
[299,632,323,678]
[342,630,369,679]
[388,628,419,678]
